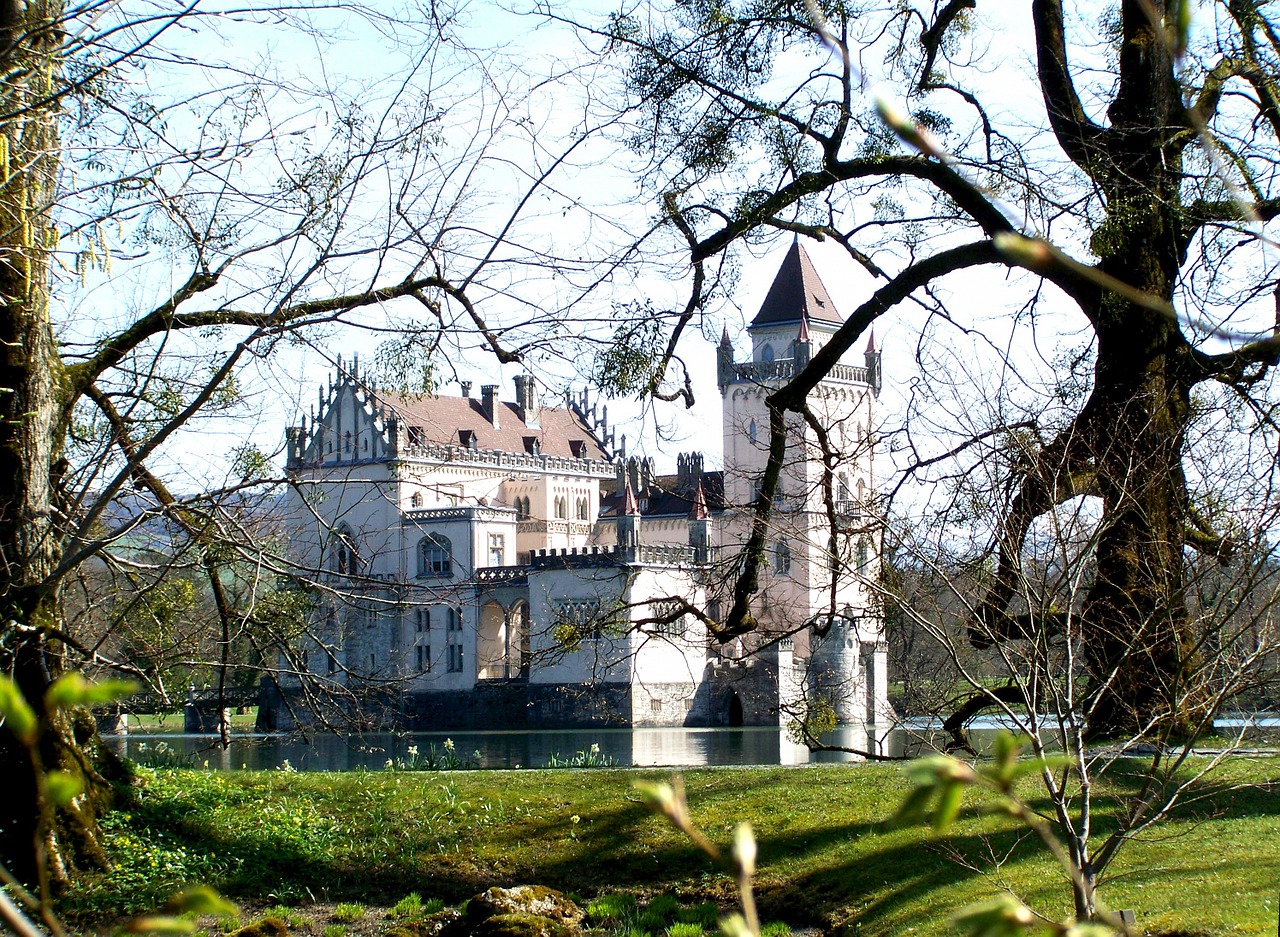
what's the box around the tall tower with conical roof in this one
[718,239,884,726]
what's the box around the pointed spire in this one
[751,239,841,329]
[720,324,731,347]
[797,309,811,344]
[689,480,708,520]
[622,478,639,516]
[865,328,876,354]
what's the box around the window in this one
[650,599,689,637]
[489,533,505,566]
[329,526,359,575]
[837,474,850,502]
[445,608,464,672]
[553,598,610,641]
[515,496,531,520]
[415,608,430,633]
[410,491,423,508]
[554,496,567,519]
[576,497,589,520]
[415,644,430,673]
[523,436,540,454]
[748,419,758,444]
[418,534,452,577]
[761,343,775,362]
[569,440,586,458]
[773,540,791,574]
[408,425,425,447]
[857,538,871,575]
[343,430,352,452]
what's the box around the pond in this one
[105,725,914,771]
[101,713,1280,771]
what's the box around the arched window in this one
[329,526,359,575]
[554,496,567,519]
[748,419,758,444]
[773,540,791,574]
[576,497,589,520]
[343,430,352,452]
[760,343,775,363]
[837,474,850,502]
[410,491,423,509]
[857,538,871,575]
[418,534,452,577]
[515,496,531,520]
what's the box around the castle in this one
[258,241,888,732]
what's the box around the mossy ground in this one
[63,760,1280,936]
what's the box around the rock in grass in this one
[387,909,467,937]
[466,886,584,931]
[472,912,578,937]
[228,919,289,937]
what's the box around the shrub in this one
[665,923,704,937]
[675,904,719,928]
[586,893,637,925]
[390,894,423,920]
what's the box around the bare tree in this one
[0,0,620,889]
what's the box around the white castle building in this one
[259,241,888,732]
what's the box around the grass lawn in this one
[64,759,1280,936]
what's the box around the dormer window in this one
[408,425,425,447]
[569,440,586,458]
[459,429,475,448]
[523,436,540,454]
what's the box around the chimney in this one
[481,385,500,427]
[460,381,472,398]
[513,374,539,428]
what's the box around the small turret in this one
[865,330,881,396]
[717,325,735,392]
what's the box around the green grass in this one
[62,760,1280,936]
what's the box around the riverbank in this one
[66,760,1280,936]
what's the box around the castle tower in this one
[717,238,883,726]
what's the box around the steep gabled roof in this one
[385,393,610,461]
[750,239,843,329]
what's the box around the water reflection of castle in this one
[260,241,889,735]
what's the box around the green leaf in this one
[122,916,197,935]
[719,913,754,937]
[0,676,38,745]
[933,781,965,832]
[46,672,137,710]
[952,895,1039,937]
[165,885,238,918]
[45,770,83,807]
[888,784,936,829]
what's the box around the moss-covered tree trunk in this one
[0,0,116,887]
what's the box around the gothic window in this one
[446,608,464,672]
[554,496,567,519]
[773,540,791,574]
[489,533,505,566]
[514,496,531,520]
[410,491,423,508]
[329,526,359,575]
[761,343,775,362]
[837,474,850,502]
[343,430,352,452]
[576,497,589,520]
[748,419,758,444]
[649,599,689,637]
[418,534,452,577]
[857,538,871,576]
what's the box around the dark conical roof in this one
[751,239,843,329]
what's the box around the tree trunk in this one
[0,0,118,887]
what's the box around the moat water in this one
[104,725,917,771]
[101,714,1280,772]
